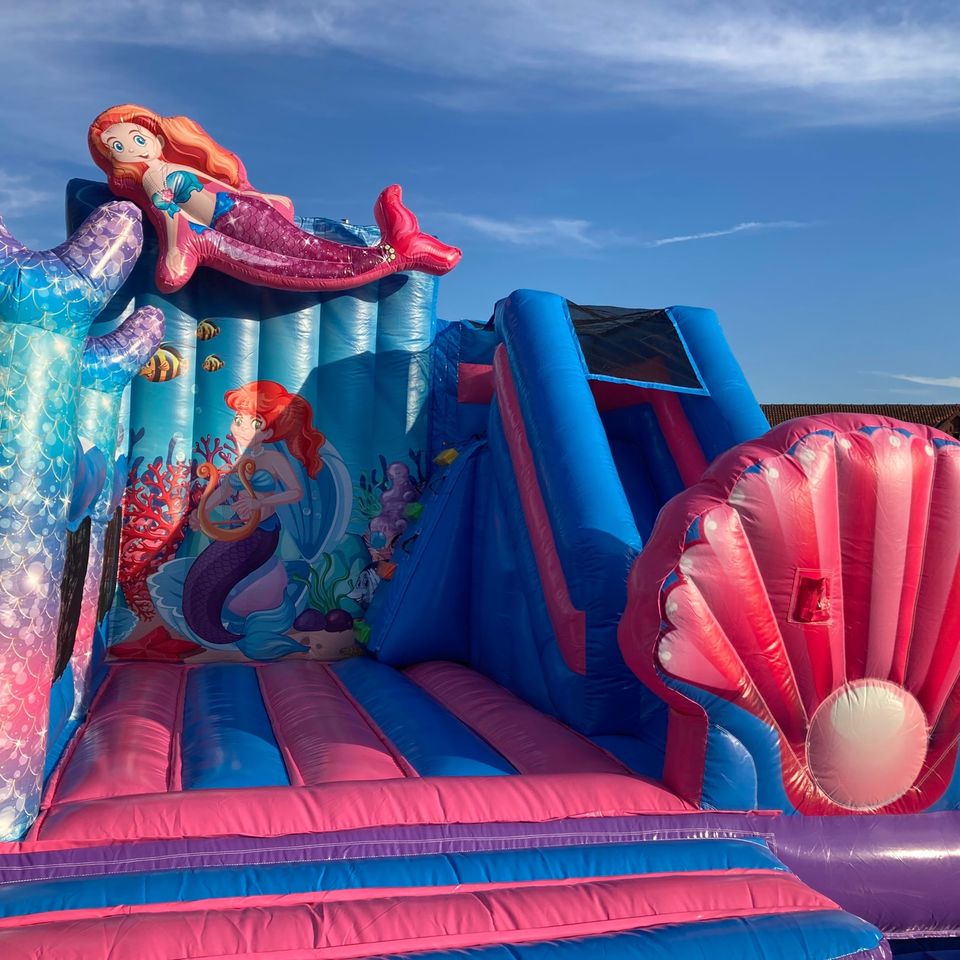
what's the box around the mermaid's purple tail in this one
[182,526,280,646]
[214,195,390,269]
[152,188,460,294]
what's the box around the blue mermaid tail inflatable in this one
[67,309,165,716]
[0,202,147,840]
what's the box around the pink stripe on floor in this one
[0,871,836,959]
[34,771,691,845]
[406,661,629,776]
[52,664,182,806]
[258,662,407,786]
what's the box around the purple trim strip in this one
[0,813,778,884]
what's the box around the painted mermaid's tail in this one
[181,527,281,646]
[374,184,462,276]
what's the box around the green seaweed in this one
[294,550,365,614]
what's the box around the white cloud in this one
[863,385,939,397]
[0,171,52,217]
[4,2,960,125]
[644,220,809,247]
[444,212,808,250]
[880,373,960,389]
[442,213,604,247]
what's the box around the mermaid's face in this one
[231,411,273,451]
[100,122,164,163]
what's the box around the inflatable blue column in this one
[0,202,143,840]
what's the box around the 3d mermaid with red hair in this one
[89,105,461,294]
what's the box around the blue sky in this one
[1,1,957,401]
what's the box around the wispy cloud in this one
[445,212,809,250]
[0,171,52,217]
[863,385,939,397]
[879,372,960,389]
[441,213,606,248]
[4,2,960,126]
[643,220,808,247]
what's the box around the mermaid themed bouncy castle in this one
[0,104,957,958]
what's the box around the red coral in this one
[195,433,239,467]
[118,435,238,620]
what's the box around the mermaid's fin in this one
[374,184,419,244]
[236,631,306,661]
[374,184,462,276]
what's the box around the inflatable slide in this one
[0,105,952,958]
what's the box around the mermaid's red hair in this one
[225,381,325,479]
[88,104,253,197]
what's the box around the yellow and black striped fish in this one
[139,344,184,383]
[196,320,220,341]
[202,354,225,373]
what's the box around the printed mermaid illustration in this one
[88,105,462,294]
[148,381,352,660]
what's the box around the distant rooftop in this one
[761,404,960,439]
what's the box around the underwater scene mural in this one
[65,179,439,664]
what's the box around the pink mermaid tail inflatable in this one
[89,105,461,294]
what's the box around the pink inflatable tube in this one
[0,870,834,959]
[28,772,691,846]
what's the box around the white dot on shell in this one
[665,599,678,616]
[678,555,694,574]
[797,448,817,464]
[705,518,718,532]
[766,467,780,479]
[659,648,672,663]
[838,438,852,450]
[925,445,934,456]
[889,435,902,447]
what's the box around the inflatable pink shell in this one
[620,414,960,814]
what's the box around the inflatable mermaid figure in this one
[148,381,352,660]
[88,104,461,294]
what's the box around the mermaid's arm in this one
[157,213,192,282]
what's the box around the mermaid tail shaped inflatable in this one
[374,185,462,277]
[154,184,461,294]
[68,307,166,717]
[0,202,144,840]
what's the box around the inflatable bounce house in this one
[0,105,956,958]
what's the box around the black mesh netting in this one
[567,302,703,390]
[54,517,91,682]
